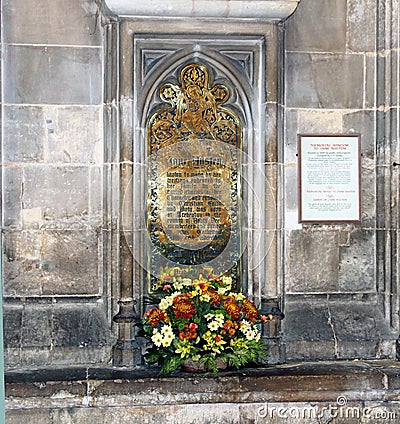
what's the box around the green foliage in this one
[139,268,273,375]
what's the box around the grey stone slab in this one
[285,53,364,109]
[3,306,22,348]
[20,306,52,348]
[2,0,101,46]
[338,230,375,292]
[52,304,109,347]
[41,230,100,295]
[2,166,22,228]
[297,109,344,135]
[285,340,337,361]
[22,166,89,221]
[287,230,339,293]
[44,106,102,163]
[2,230,43,297]
[390,50,399,106]
[343,110,375,162]
[265,103,278,163]
[284,165,298,211]
[284,109,298,164]
[283,300,334,342]
[3,106,45,162]
[3,45,101,105]
[347,0,377,52]
[6,410,52,424]
[330,303,393,342]
[89,166,103,224]
[285,0,347,53]
[360,167,376,228]
[365,53,376,109]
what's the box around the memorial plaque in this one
[298,134,361,223]
[147,63,242,291]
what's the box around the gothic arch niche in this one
[113,27,283,365]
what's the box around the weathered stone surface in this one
[89,167,103,224]
[3,45,101,105]
[284,109,298,164]
[44,106,102,163]
[343,110,375,162]
[52,305,109,348]
[41,230,100,295]
[19,306,52,349]
[347,0,377,52]
[283,165,298,211]
[2,0,101,45]
[297,109,343,135]
[286,53,364,109]
[338,230,375,292]
[3,306,23,348]
[283,300,334,342]
[360,167,377,228]
[3,106,45,163]
[330,303,393,342]
[2,166,22,228]
[6,409,52,424]
[3,230,43,297]
[6,361,400,423]
[287,230,339,293]
[22,166,89,221]
[285,0,347,53]
[365,53,376,109]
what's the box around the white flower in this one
[161,332,175,347]
[182,278,192,285]
[214,313,225,325]
[208,321,220,331]
[159,298,170,311]
[205,313,214,321]
[160,324,174,336]
[151,330,163,347]
[218,287,228,295]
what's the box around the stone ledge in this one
[102,0,300,21]
[5,360,400,410]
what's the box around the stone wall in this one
[2,0,113,366]
[282,0,399,360]
[1,0,399,369]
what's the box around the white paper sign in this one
[299,135,361,223]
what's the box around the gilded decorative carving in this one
[147,63,242,292]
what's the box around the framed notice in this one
[298,134,361,223]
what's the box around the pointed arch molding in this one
[103,0,300,20]
[108,20,284,365]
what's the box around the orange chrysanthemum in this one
[224,300,241,319]
[147,307,165,327]
[173,299,196,319]
[242,299,259,320]
[207,290,221,306]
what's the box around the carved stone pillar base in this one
[112,299,142,366]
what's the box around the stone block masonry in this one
[1,0,111,366]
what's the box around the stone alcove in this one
[100,0,301,365]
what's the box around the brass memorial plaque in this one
[147,63,242,291]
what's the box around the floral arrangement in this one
[139,267,273,374]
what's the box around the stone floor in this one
[5,360,400,423]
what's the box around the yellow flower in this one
[200,294,211,302]
[175,340,193,358]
